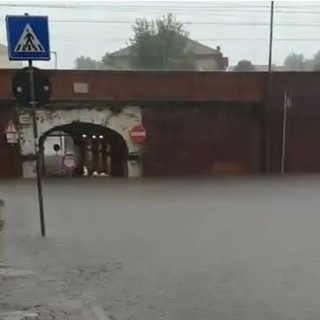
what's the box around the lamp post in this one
[50,51,58,69]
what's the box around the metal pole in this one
[51,51,58,69]
[265,0,275,173]
[268,1,274,73]
[280,94,288,174]
[28,60,46,237]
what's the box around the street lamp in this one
[50,51,58,69]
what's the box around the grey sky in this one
[1,1,320,69]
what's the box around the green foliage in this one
[75,56,104,70]
[74,14,196,71]
[283,51,320,71]
[75,54,115,70]
[129,13,196,70]
[284,53,305,70]
[101,53,115,67]
[312,51,320,70]
[234,60,255,71]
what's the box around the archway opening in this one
[39,122,128,177]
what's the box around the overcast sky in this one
[1,0,320,69]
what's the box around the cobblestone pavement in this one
[2,178,320,320]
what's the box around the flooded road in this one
[1,178,320,320]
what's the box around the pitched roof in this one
[109,38,221,57]
[184,39,220,55]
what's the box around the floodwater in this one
[1,178,320,320]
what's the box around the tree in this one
[101,53,117,69]
[284,53,305,70]
[75,54,117,70]
[233,60,255,71]
[312,51,320,70]
[75,56,104,70]
[75,53,117,70]
[129,13,196,70]
[283,51,320,71]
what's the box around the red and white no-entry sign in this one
[62,153,78,171]
[129,124,146,143]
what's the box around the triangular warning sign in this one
[14,23,45,53]
[4,120,17,134]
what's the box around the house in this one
[0,44,23,69]
[107,39,228,71]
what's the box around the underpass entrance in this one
[39,122,128,177]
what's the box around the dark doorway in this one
[39,122,128,177]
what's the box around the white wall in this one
[19,107,143,178]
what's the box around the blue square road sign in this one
[6,15,51,61]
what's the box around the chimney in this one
[216,46,221,52]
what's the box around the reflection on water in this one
[0,202,4,267]
[0,200,3,232]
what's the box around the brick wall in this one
[268,72,320,173]
[2,70,320,176]
[143,102,263,176]
[0,70,263,102]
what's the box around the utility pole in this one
[268,1,274,73]
[265,1,275,173]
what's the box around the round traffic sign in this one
[12,66,51,107]
[129,124,146,144]
[62,153,77,171]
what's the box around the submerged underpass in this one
[40,122,129,177]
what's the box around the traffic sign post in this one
[29,60,46,237]
[6,14,51,237]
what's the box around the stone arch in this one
[40,122,128,177]
[19,107,143,177]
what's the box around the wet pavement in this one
[1,177,320,320]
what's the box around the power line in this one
[54,37,320,43]
[1,18,319,27]
[26,20,320,28]
[4,3,320,14]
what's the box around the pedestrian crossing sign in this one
[6,15,50,61]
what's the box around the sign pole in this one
[6,14,50,237]
[28,60,46,237]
